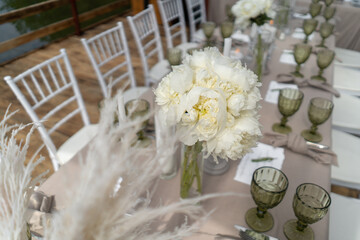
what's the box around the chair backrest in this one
[81,22,136,98]
[127,4,164,86]
[185,0,206,42]
[157,0,187,49]
[4,49,89,171]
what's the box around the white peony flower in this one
[232,0,274,27]
[155,47,262,161]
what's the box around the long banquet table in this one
[38,24,335,240]
[209,0,360,51]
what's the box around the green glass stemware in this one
[220,20,234,40]
[302,19,318,43]
[311,49,335,82]
[166,48,182,66]
[291,44,312,78]
[309,3,322,18]
[325,0,334,7]
[225,4,235,22]
[272,89,304,134]
[317,22,334,48]
[202,21,216,46]
[312,0,320,3]
[323,6,336,22]
[301,97,333,143]
[283,183,331,240]
[245,167,288,233]
[125,99,152,147]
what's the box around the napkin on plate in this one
[231,31,250,43]
[279,50,297,65]
[234,143,285,185]
[264,80,298,104]
[262,132,338,166]
[277,74,340,97]
[292,28,314,41]
[293,12,311,19]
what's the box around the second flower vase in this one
[180,142,204,199]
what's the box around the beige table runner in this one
[39,32,334,239]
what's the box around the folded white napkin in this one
[293,12,311,19]
[292,28,314,41]
[279,50,297,65]
[234,143,285,185]
[231,31,250,43]
[265,80,298,104]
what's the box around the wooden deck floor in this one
[0,14,162,177]
[0,13,358,198]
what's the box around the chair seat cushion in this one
[57,124,98,165]
[331,129,360,189]
[149,60,170,84]
[333,94,360,134]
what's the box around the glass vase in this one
[204,155,230,175]
[252,27,271,82]
[180,141,204,199]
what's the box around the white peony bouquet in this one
[155,47,262,162]
[231,0,275,28]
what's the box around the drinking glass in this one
[283,183,331,240]
[291,44,312,78]
[301,97,333,143]
[225,4,235,22]
[317,22,334,48]
[125,99,152,147]
[220,21,234,40]
[166,48,182,66]
[311,49,335,82]
[202,21,216,46]
[323,6,336,22]
[309,3,322,18]
[325,0,334,6]
[272,89,304,134]
[245,167,288,232]
[302,19,318,44]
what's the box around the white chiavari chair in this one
[331,129,360,191]
[184,0,207,43]
[333,93,360,135]
[127,5,170,87]
[4,49,97,171]
[81,22,136,98]
[329,193,360,240]
[157,0,199,54]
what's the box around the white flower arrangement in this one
[231,0,275,28]
[155,47,262,162]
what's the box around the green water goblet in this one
[317,22,334,48]
[272,89,304,134]
[245,167,288,232]
[202,21,216,46]
[225,4,235,22]
[301,97,333,143]
[283,183,331,240]
[312,0,320,3]
[311,49,335,82]
[166,48,182,66]
[221,20,234,40]
[309,3,322,18]
[125,99,152,147]
[302,19,318,43]
[323,6,336,22]
[291,44,312,78]
[325,0,334,6]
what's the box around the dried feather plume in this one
[0,106,46,240]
